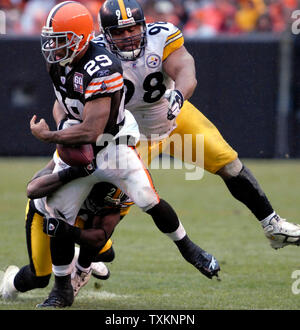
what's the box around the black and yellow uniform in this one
[14,182,131,293]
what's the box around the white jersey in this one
[93,22,184,140]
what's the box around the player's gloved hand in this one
[58,160,96,184]
[73,161,96,177]
[164,89,184,120]
[43,217,81,242]
[43,217,68,237]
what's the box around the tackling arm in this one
[27,159,95,199]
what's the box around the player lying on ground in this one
[0,158,122,301]
[97,0,300,250]
[29,1,220,308]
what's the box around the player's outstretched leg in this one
[146,199,220,279]
[218,159,300,249]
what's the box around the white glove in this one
[164,89,184,120]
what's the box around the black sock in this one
[146,199,180,233]
[174,235,203,264]
[50,237,74,266]
[53,274,71,290]
[223,166,274,221]
[78,246,101,269]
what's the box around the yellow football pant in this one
[25,200,113,277]
[136,101,238,174]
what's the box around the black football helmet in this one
[98,0,147,61]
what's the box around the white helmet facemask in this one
[41,26,91,66]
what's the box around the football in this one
[57,143,94,166]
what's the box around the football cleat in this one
[262,215,300,249]
[73,246,111,281]
[91,261,110,280]
[0,265,19,300]
[191,248,220,279]
[71,267,92,297]
[37,281,74,308]
[176,237,220,279]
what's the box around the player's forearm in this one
[173,59,197,100]
[27,165,94,199]
[27,173,62,199]
[174,72,197,100]
[42,124,99,145]
[163,47,197,100]
[53,100,67,126]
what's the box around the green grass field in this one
[0,157,300,310]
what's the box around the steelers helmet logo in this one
[146,54,161,68]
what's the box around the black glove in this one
[71,161,96,177]
[43,217,81,242]
[58,160,96,184]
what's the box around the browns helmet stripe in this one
[117,0,128,20]
[46,1,77,27]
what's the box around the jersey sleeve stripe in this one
[84,82,124,99]
[85,73,123,93]
[166,29,182,43]
[165,31,183,47]
[163,35,184,61]
[88,74,123,86]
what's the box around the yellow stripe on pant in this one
[25,200,52,277]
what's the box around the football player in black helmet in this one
[98,0,147,60]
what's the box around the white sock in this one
[52,262,75,277]
[165,221,186,241]
[75,261,91,274]
[260,212,276,227]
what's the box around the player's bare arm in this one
[26,160,58,199]
[27,159,94,199]
[163,46,197,100]
[30,97,111,145]
[29,159,55,182]
[53,100,67,126]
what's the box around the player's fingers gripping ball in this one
[164,89,184,120]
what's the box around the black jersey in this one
[48,42,125,136]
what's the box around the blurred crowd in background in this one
[0,0,298,36]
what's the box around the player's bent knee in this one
[216,158,243,180]
[94,246,115,263]
[14,265,51,292]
